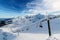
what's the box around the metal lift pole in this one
[46,9,52,36]
[47,17,51,36]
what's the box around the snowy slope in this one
[0,29,16,40]
[7,14,60,34]
[1,13,60,40]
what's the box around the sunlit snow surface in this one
[1,14,60,40]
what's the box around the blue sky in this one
[0,0,60,18]
[0,0,33,18]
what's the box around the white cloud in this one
[44,0,60,12]
[21,0,60,15]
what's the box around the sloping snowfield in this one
[0,28,60,40]
[0,14,60,40]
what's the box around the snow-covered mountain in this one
[4,13,45,32]
[8,14,60,34]
[1,13,60,40]
[2,13,60,34]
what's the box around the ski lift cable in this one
[40,15,60,23]
[39,15,60,28]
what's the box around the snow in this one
[47,36,59,40]
[0,13,60,40]
[0,29,16,40]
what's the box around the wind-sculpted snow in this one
[47,36,59,40]
[0,29,16,40]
